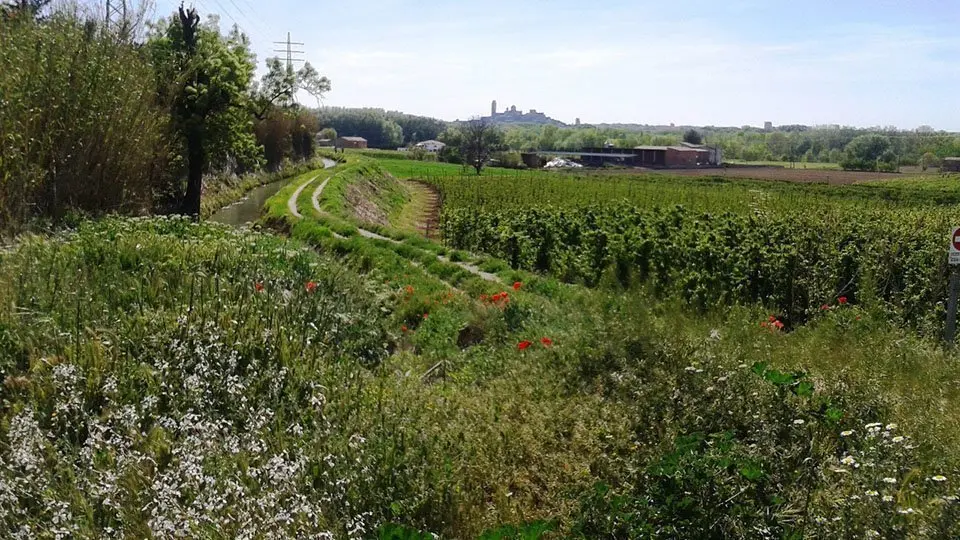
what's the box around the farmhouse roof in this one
[944,157,960,162]
[416,140,445,146]
[340,136,367,142]
[634,146,670,151]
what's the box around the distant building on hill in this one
[764,121,774,131]
[943,157,960,173]
[336,136,368,149]
[415,140,446,153]
[484,100,566,126]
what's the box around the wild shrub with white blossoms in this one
[0,218,394,538]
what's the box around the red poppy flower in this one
[768,315,777,323]
[820,304,830,311]
[518,340,532,351]
[838,296,848,305]
[513,282,522,291]
[773,320,785,330]
[423,313,429,320]
[540,337,553,347]
[254,282,264,293]
[401,325,408,333]
[305,281,317,293]
[405,285,414,294]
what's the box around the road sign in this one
[951,227,960,265]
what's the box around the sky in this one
[148,0,960,130]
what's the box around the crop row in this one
[441,203,952,333]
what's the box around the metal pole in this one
[946,268,960,344]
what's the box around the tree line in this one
[0,1,330,231]
[315,108,447,149]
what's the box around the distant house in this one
[415,140,446,153]
[336,136,368,149]
[943,157,960,173]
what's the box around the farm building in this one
[415,140,446,153]
[336,136,368,149]
[573,144,721,168]
[943,158,960,173]
[315,138,335,148]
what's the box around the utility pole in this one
[273,32,305,71]
[105,0,126,26]
[105,0,129,37]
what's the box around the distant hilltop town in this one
[484,100,569,127]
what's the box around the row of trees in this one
[316,108,447,148]
[0,2,331,229]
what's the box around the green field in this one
[5,155,960,538]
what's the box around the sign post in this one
[945,227,960,344]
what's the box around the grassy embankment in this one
[263,154,960,537]
[4,154,960,537]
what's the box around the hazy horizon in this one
[150,0,960,131]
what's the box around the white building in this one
[415,140,446,153]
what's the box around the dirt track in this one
[650,166,925,185]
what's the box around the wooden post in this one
[947,268,960,345]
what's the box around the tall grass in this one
[0,11,169,231]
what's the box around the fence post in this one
[947,268,960,345]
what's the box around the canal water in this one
[209,159,337,227]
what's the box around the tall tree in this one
[251,57,330,118]
[683,129,703,145]
[460,117,503,175]
[147,5,257,217]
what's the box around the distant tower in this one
[575,118,581,126]
[491,100,497,116]
[764,121,774,131]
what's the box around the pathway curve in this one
[296,163,501,284]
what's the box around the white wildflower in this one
[709,329,721,340]
[883,477,897,484]
[793,419,805,425]
[892,436,905,443]
[930,475,948,483]
[882,495,894,502]
[840,430,854,437]
[865,490,879,497]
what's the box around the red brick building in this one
[336,136,368,149]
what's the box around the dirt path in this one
[299,167,500,283]
[287,174,320,218]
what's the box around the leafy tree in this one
[318,127,337,140]
[460,117,504,175]
[147,7,258,216]
[841,134,894,171]
[317,108,403,148]
[683,129,703,145]
[251,57,330,118]
[921,152,940,171]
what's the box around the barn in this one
[336,136,368,149]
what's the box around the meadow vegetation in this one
[4,150,960,537]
